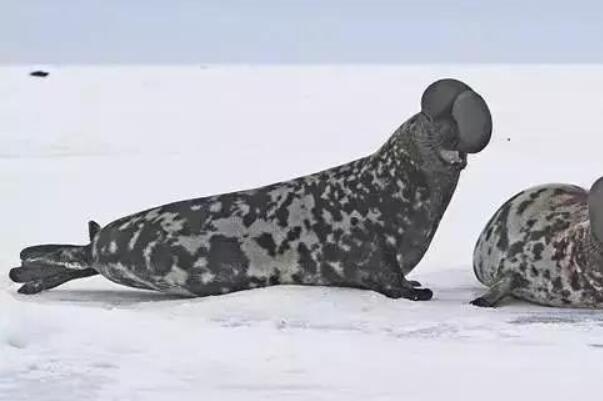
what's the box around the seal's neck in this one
[584,226,603,280]
[373,113,463,217]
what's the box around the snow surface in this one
[2,65,603,400]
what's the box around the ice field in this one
[2,65,603,400]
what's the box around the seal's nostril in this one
[452,90,492,154]
[421,79,471,120]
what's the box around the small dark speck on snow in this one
[30,70,49,78]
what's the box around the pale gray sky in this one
[1,0,602,64]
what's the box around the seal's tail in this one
[9,221,101,294]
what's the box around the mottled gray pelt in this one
[473,177,603,308]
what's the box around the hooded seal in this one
[11,79,492,301]
[472,177,603,307]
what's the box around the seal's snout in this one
[452,90,492,154]
[421,78,492,154]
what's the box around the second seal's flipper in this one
[470,273,517,307]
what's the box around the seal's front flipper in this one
[379,276,433,301]
[381,286,433,301]
[400,275,433,301]
[470,273,516,307]
[376,246,433,301]
[401,286,433,301]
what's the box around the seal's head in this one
[419,79,492,169]
[588,176,603,245]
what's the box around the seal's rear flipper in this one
[16,268,98,294]
[20,244,83,261]
[19,221,100,266]
[9,264,69,283]
[10,220,101,294]
[470,273,517,307]
[88,220,101,241]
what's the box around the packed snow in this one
[2,65,603,400]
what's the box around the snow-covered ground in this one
[2,65,603,400]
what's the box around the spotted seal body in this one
[472,178,603,308]
[10,79,492,300]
